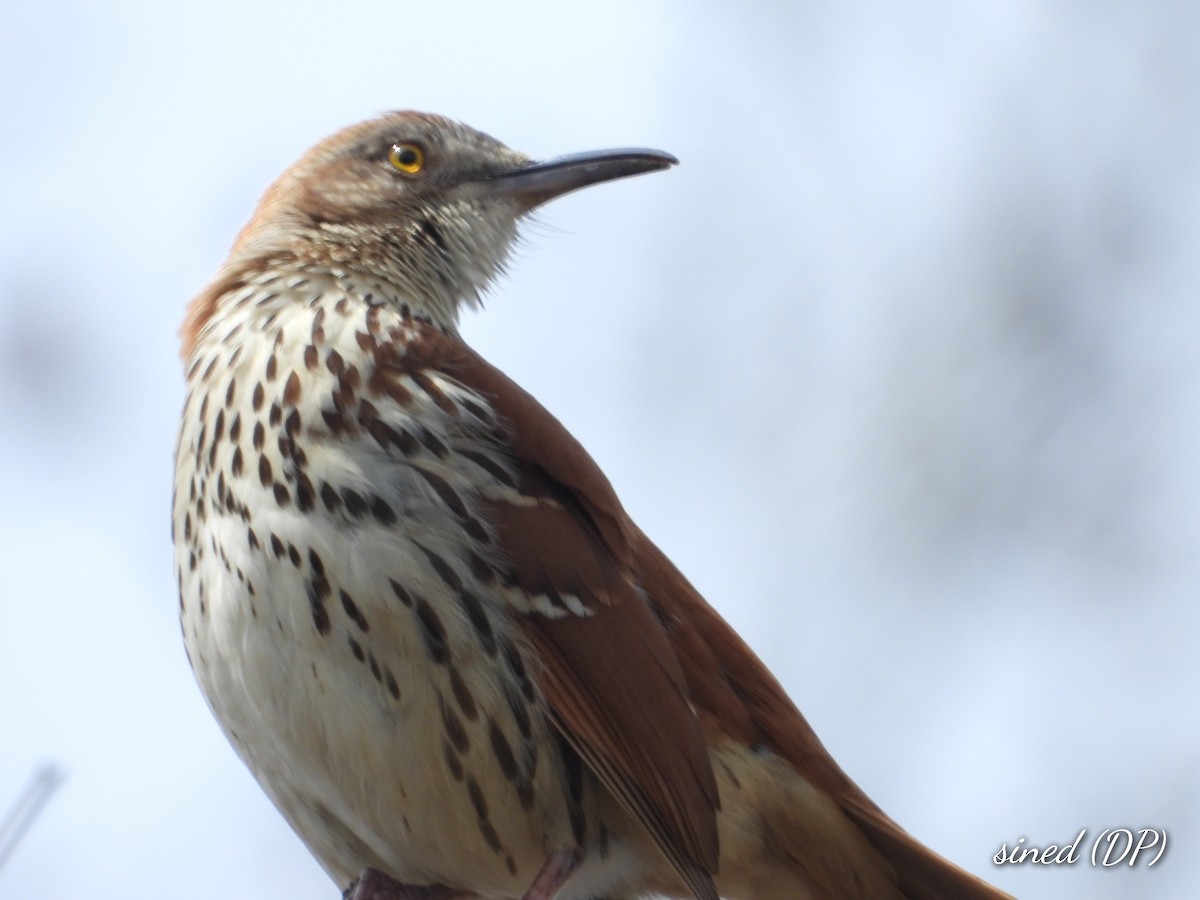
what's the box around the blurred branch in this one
[0,764,66,873]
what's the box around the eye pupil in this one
[389,143,424,174]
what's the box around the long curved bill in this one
[481,148,678,211]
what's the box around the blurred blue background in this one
[1,2,1196,898]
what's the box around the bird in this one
[173,111,1013,900]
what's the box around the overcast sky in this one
[1,2,1197,899]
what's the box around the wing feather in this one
[405,330,720,899]
[403,325,1009,900]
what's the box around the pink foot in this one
[522,850,580,900]
[343,868,473,900]
[343,850,580,900]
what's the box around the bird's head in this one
[186,111,675,347]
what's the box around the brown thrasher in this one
[173,112,1012,900]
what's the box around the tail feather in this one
[844,797,1014,899]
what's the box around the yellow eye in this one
[388,142,425,174]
